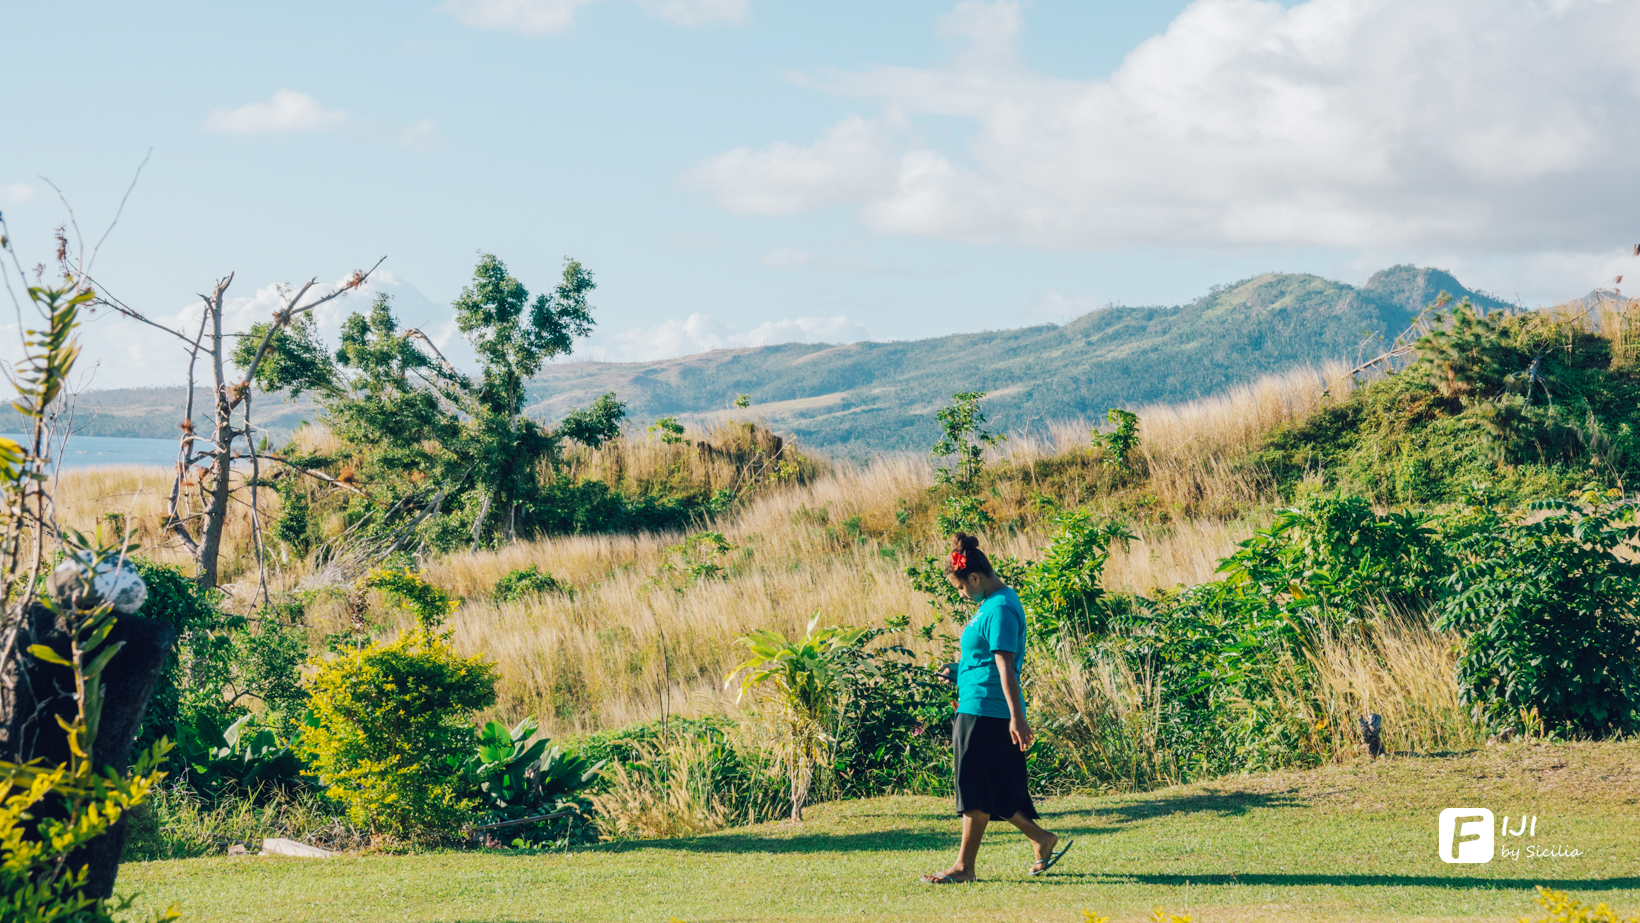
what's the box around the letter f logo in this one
[1439,808,1495,863]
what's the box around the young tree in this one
[242,254,624,557]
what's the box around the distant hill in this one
[524,265,1513,454]
[13,265,1512,454]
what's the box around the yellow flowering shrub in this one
[302,631,497,842]
[1522,888,1640,923]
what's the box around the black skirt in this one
[952,713,1038,820]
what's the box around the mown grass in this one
[118,739,1640,922]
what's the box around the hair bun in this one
[953,533,980,552]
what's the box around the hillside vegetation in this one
[48,289,1640,867]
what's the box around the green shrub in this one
[1439,495,1640,735]
[830,631,952,798]
[461,716,602,845]
[1018,511,1135,645]
[302,631,498,842]
[359,566,457,632]
[173,713,308,803]
[1520,887,1640,923]
[492,565,572,602]
[130,557,234,750]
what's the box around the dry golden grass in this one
[1306,616,1487,757]
[550,418,828,499]
[44,364,1369,735]
[47,464,311,605]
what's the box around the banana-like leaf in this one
[27,644,71,668]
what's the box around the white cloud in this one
[439,0,599,36]
[442,0,746,34]
[0,184,35,204]
[640,0,748,26]
[398,119,440,149]
[761,247,812,268]
[584,313,870,362]
[687,114,902,214]
[205,90,349,134]
[689,0,1640,269]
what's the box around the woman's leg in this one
[926,809,990,881]
[1005,812,1060,870]
[956,810,990,875]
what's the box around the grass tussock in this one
[124,786,362,860]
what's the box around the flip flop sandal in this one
[920,874,974,884]
[1028,839,1074,876]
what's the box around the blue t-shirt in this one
[955,587,1027,719]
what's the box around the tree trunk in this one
[0,605,173,900]
[195,298,235,590]
[469,490,492,553]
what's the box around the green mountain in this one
[524,265,1512,454]
[15,265,1511,454]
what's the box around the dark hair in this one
[944,533,995,579]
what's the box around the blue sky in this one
[3,0,1638,387]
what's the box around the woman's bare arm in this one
[994,650,1032,751]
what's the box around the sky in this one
[2,0,1638,389]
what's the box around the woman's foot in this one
[920,866,976,884]
[1028,832,1060,874]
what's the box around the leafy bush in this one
[302,631,498,842]
[1520,887,1640,923]
[130,557,234,749]
[1097,408,1140,474]
[655,532,737,590]
[462,716,602,826]
[492,566,572,603]
[359,566,457,632]
[130,560,309,749]
[1216,494,1451,626]
[1439,496,1640,735]
[830,631,952,798]
[1019,512,1135,645]
[173,713,307,803]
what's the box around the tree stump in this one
[0,600,173,899]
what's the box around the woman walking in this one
[921,533,1072,884]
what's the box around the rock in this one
[227,844,247,856]
[45,555,148,614]
[259,838,333,858]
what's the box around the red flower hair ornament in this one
[949,550,968,572]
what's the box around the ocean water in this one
[2,434,181,470]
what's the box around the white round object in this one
[49,556,149,614]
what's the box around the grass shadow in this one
[1092,788,1306,824]
[1028,872,1640,892]
[595,827,953,855]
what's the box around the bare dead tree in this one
[93,258,385,591]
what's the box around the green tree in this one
[237,254,625,550]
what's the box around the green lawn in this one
[118,740,1640,923]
